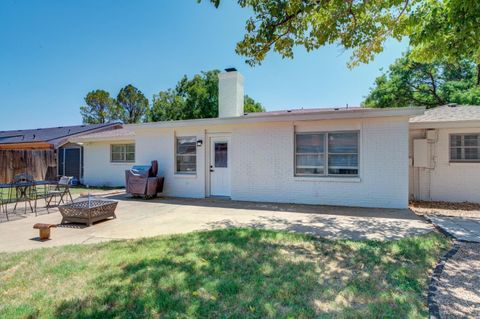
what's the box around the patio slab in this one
[0,194,434,252]
[425,215,480,243]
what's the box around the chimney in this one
[218,68,244,118]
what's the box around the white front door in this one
[209,136,231,197]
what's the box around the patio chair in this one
[13,173,34,183]
[12,173,35,214]
[44,176,74,208]
[0,187,8,221]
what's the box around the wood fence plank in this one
[0,149,57,183]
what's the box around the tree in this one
[80,90,119,124]
[408,0,480,82]
[202,1,480,71]
[363,53,480,108]
[116,85,149,124]
[244,95,265,113]
[148,70,264,121]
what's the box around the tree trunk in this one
[477,64,480,86]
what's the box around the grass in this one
[0,229,450,318]
[0,186,120,201]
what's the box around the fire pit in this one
[59,196,118,226]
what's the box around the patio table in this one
[0,180,58,220]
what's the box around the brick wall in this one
[231,118,409,208]
[84,117,411,208]
[410,127,480,203]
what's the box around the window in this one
[295,131,359,176]
[176,137,196,173]
[214,142,228,168]
[111,144,135,162]
[450,134,480,162]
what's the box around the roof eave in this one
[70,135,135,143]
[55,123,123,147]
[409,119,480,129]
[129,107,424,130]
[0,142,54,150]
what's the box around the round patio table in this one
[0,180,58,220]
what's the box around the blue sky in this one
[0,0,407,130]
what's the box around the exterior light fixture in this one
[196,139,203,147]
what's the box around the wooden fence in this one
[0,150,57,183]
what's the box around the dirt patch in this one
[410,201,480,219]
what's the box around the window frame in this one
[294,130,360,177]
[110,143,135,163]
[175,136,197,174]
[449,133,480,163]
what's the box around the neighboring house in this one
[0,123,121,183]
[72,69,423,209]
[409,105,480,203]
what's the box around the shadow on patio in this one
[105,193,422,221]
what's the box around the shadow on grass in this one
[45,229,448,318]
[205,214,432,241]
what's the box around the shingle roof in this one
[71,127,135,142]
[410,105,480,123]
[0,123,121,146]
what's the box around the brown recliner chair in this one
[125,160,164,198]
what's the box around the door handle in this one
[210,169,214,172]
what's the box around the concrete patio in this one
[0,193,434,252]
[425,215,480,243]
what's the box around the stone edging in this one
[419,214,476,318]
[428,242,460,319]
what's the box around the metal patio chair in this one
[12,173,35,214]
[44,176,74,209]
[0,186,8,221]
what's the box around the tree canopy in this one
[202,0,480,68]
[80,90,119,124]
[148,70,264,122]
[81,70,264,124]
[116,85,149,124]
[363,53,480,108]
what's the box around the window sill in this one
[174,173,197,179]
[294,176,361,183]
[449,162,480,167]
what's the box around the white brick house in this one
[73,69,424,209]
[409,105,480,203]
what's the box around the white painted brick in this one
[230,118,409,208]
[84,117,411,208]
[83,142,133,187]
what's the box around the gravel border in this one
[417,208,480,318]
[428,242,461,319]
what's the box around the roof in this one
[0,122,121,148]
[72,127,135,142]
[72,107,423,143]
[244,106,361,117]
[410,105,480,128]
[132,106,423,129]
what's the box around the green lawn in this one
[0,229,449,318]
[0,186,120,202]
